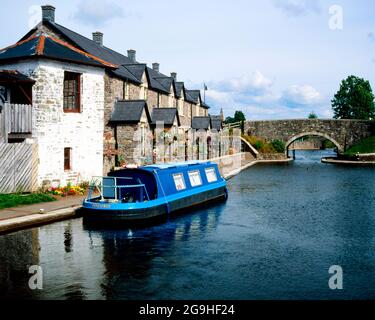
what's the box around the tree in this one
[332,75,375,120]
[308,112,318,119]
[225,116,235,124]
[225,111,246,124]
[234,111,246,122]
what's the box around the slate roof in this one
[185,90,201,104]
[0,70,35,84]
[151,108,180,127]
[192,117,211,130]
[185,90,197,104]
[0,34,116,69]
[18,18,215,108]
[210,115,223,131]
[175,82,185,99]
[110,100,151,124]
[146,67,171,94]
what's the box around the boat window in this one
[188,170,202,187]
[173,173,186,191]
[205,168,217,183]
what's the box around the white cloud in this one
[273,0,321,17]
[73,0,125,26]
[202,74,330,120]
[282,85,323,106]
[211,71,273,95]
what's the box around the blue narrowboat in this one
[82,162,228,224]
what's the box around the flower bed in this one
[47,183,88,197]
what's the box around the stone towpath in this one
[0,195,85,234]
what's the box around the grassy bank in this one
[345,136,375,155]
[0,193,56,210]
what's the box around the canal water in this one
[1,150,375,300]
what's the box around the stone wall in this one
[129,82,141,100]
[245,119,375,153]
[1,59,105,186]
[147,90,158,113]
[116,123,153,165]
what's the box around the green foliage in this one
[0,193,56,210]
[271,140,286,153]
[243,135,284,154]
[225,116,235,124]
[322,140,336,149]
[308,112,318,119]
[225,110,246,124]
[254,140,263,150]
[345,136,375,155]
[234,111,246,122]
[332,75,375,120]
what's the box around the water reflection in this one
[1,151,375,300]
[0,230,40,299]
[84,205,224,300]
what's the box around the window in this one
[205,168,217,183]
[158,93,162,107]
[63,72,81,112]
[140,124,146,157]
[64,148,72,171]
[178,99,184,116]
[173,173,186,191]
[169,94,174,108]
[140,85,148,100]
[123,81,129,100]
[188,170,202,187]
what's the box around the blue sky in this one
[1,0,375,119]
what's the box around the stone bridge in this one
[245,119,375,154]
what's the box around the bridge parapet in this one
[245,119,375,153]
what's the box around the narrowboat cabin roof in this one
[144,161,205,171]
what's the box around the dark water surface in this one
[1,150,375,300]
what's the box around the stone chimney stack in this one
[41,5,56,23]
[152,63,160,73]
[128,49,136,63]
[171,72,177,81]
[220,108,225,122]
[92,32,104,46]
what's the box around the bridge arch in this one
[285,131,344,156]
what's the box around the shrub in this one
[271,140,285,153]
[243,135,281,154]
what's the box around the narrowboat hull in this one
[82,185,228,224]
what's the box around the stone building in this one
[0,32,113,187]
[22,6,219,170]
[0,5,225,189]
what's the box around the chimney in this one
[128,49,136,63]
[171,72,177,81]
[41,5,55,23]
[152,63,160,73]
[92,32,103,46]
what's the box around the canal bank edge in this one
[0,156,293,235]
[322,157,375,166]
[223,158,294,180]
[0,206,82,235]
